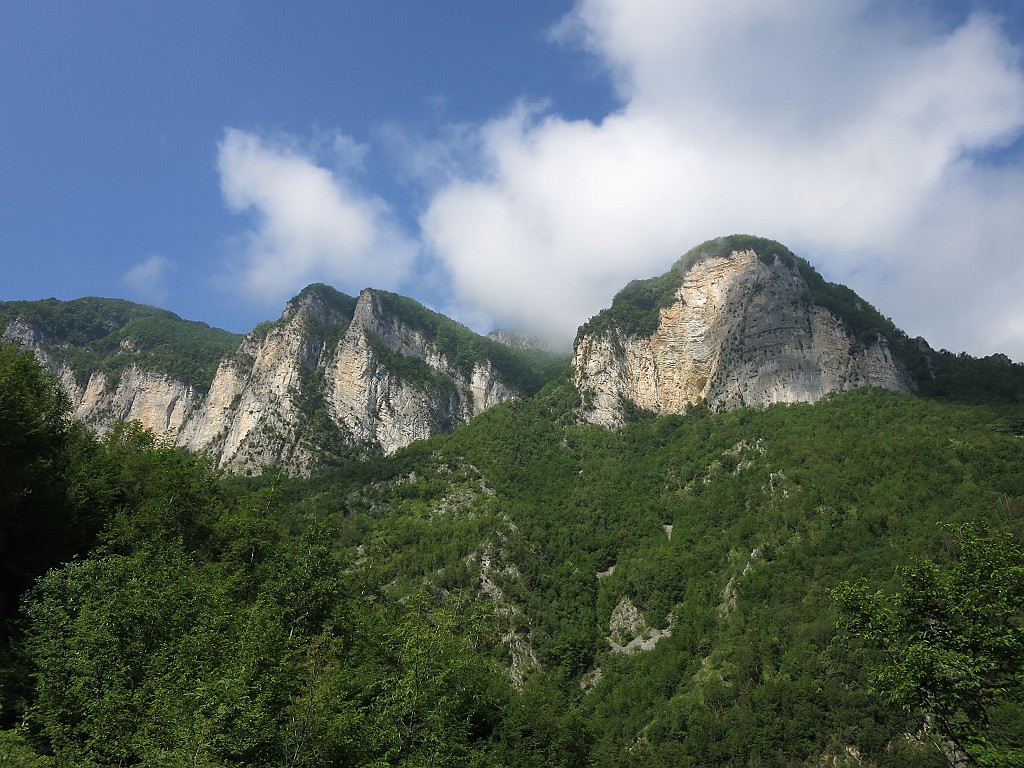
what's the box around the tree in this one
[832,524,1024,766]
[370,591,506,767]
[0,344,84,630]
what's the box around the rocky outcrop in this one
[326,289,518,455]
[75,367,198,436]
[3,286,526,475]
[5,238,918,472]
[574,246,913,426]
[607,597,672,654]
[204,286,522,471]
[3,318,198,437]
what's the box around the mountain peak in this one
[573,236,913,426]
[281,283,358,326]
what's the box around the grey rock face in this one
[5,287,523,475]
[573,249,913,426]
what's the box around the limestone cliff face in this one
[326,289,518,455]
[188,287,521,472]
[3,287,525,475]
[2,318,199,437]
[74,367,198,436]
[573,248,913,426]
[176,291,336,474]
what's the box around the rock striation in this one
[177,287,526,474]
[573,238,914,426]
[326,289,517,457]
[2,319,199,435]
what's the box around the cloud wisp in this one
[216,128,417,306]
[123,254,174,307]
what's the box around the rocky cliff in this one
[2,286,545,475]
[573,236,914,426]
[2,235,928,469]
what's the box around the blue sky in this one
[3,1,1024,360]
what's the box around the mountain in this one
[3,235,1024,766]
[572,235,915,425]
[5,235,1024,477]
[1,285,566,475]
[5,235,1023,477]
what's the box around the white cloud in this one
[419,1,1024,358]
[123,254,174,306]
[217,128,417,304]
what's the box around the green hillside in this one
[3,339,1021,766]
[279,378,1024,766]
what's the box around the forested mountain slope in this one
[272,375,1024,766]
[4,344,1021,765]
[2,234,1023,766]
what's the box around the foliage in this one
[277,378,1023,766]
[578,235,796,339]
[796,260,900,346]
[292,283,359,319]
[0,344,105,633]
[677,234,798,272]
[579,272,682,339]
[912,351,1024,406]
[833,524,1024,766]
[4,335,1024,765]
[294,367,364,469]
[2,351,510,764]
[0,730,53,767]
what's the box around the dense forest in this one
[2,336,1023,766]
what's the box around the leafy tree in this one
[0,729,53,767]
[368,591,507,767]
[832,524,1024,766]
[0,344,105,631]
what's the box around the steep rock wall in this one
[75,366,198,436]
[179,287,352,474]
[326,289,518,455]
[573,250,913,426]
[3,317,198,437]
[2,286,530,474]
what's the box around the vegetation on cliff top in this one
[372,289,569,395]
[0,297,242,392]
[576,235,798,340]
[576,232,890,344]
[574,235,1024,406]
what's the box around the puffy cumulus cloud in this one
[123,254,174,306]
[421,0,1024,358]
[217,128,417,304]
